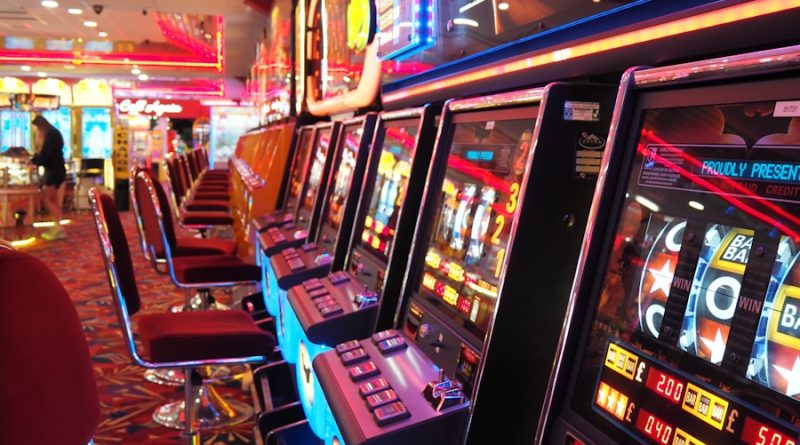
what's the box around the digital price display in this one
[593,341,800,445]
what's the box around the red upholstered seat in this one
[185,199,230,212]
[173,255,260,283]
[0,248,99,445]
[138,310,275,362]
[174,237,237,256]
[180,210,233,225]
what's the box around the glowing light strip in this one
[384,0,800,103]
[10,237,36,247]
[0,55,220,69]
[32,218,72,228]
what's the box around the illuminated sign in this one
[604,342,638,380]
[118,99,184,117]
[375,0,434,60]
[681,382,728,430]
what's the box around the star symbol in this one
[699,328,727,364]
[773,356,800,397]
[649,260,673,296]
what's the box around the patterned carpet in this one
[20,210,256,445]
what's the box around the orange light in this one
[385,0,800,103]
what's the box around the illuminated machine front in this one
[255,125,317,316]
[313,83,615,445]
[539,45,800,445]
[270,115,378,367]
[258,122,340,346]
[287,106,438,439]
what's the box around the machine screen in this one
[417,118,534,340]
[565,100,800,444]
[359,124,418,261]
[323,124,363,231]
[286,128,315,210]
[302,127,332,213]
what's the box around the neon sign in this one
[118,99,184,117]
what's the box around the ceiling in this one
[0,0,266,96]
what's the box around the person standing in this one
[31,114,67,240]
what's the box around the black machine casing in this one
[250,124,317,234]
[314,83,616,445]
[540,47,800,445]
[270,114,378,290]
[258,122,341,256]
[287,106,439,345]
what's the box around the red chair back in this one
[0,247,100,445]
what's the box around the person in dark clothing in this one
[31,114,67,240]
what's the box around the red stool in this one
[0,243,100,445]
[90,189,274,442]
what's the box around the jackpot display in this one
[359,125,417,260]
[553,99,800,444]
[417,119,533,340]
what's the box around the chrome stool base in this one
[152,382,252,431]
[144,369,184,386]
[145,365,247,386]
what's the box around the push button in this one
[340,348,369,366]
[372,330,399,343]
[303,279,324,291]
[349,361,379,381]
[319,305,343,318]
[302,242,318,252]
[366,389,399,411]
[308,288,329,299]
[373,401,410,426]
[329,271,350,285]
[358,377,389,397]
[336,340,361,355]
[377,336,407,354]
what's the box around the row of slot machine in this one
[241,44,800,445]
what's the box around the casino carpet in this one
[21,211,256,445]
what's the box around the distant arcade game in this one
[539,45,800,445]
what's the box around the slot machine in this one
[283,106,438,438]
[539,45,800,445]
[258,122,340,320]
[312,83,616,445]
[271,115,377,364]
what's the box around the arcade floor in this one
[21,211,256,445]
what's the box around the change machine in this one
[313,83,616,445]
[540,45,800,445]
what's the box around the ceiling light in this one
[498,2,509,10]
[67,8,82,14]
[131,67,141,75]
[688,201,705,211]
[83,20,97,28]
[20,65,31,72]
[138,73,149,81]
[41,1,59,8]
[634,195,660,213]
[98,31,108,38]
[37,72,47,78]
[63,64,76,70]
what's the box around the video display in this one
[323,124,363,231]
[417,118,534,340]
[286,129,315,210]
[566,99,800,444]
[360,124,418,260]
[302,128,332,212]
[81,107,112,158]
[42,108,72,160]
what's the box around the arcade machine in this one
[257,122,340,354]
[269,114,377,364]
[268,113,377,313]
[281,106,438,438]
[539,46,800,445]
[306,82,615,445]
